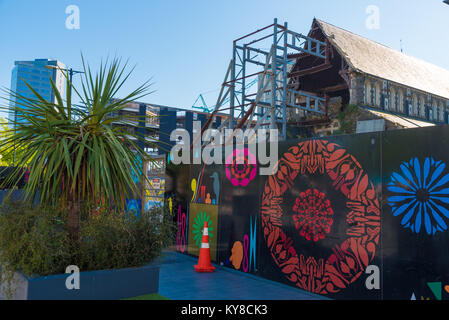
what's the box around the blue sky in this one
[0,0,448,114]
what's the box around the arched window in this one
[390,87,396,111]
[419,95,425,118]
[411,93,417,116]
[427,96,434,121]
[375,82,381,107]
[408,93,414,116]
[364,79,371,105]
[445,102,449,124]
[434,100,439,121]
[398,89,404,113]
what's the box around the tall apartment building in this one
[9,59,66,124]
[108,101,229,208]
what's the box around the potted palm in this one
[0,56,173,300]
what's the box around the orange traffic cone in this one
[194,221,215,273]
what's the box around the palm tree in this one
[0,56,154,244]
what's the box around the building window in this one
[365,79,378,107]
[426,97,433,120]
[408,100,413,116]
[364,80,369,105]
[446,101,449,123]
[420,96,425,118]
[375,83,381,106]
[432,100,437,121]
[395,90,399,112]
[412,94,418,116]
[390,88,395,111]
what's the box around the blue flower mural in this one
[388,157,449,235]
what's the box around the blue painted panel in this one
[25,264,160,300]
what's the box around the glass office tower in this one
[9,59,66,125]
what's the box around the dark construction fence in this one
[165,125,449,300]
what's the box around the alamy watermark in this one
[65,265,80,290]
[365,265,380,290]
[169,121,279,176]
[365,5,380,30]
[65,5,80,30]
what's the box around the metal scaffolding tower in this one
[199,18,330,144]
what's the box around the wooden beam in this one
[288,63,332,78]
[320,83,348,93]
[287,52,312,60]
[339,69,351,86]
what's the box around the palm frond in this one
[0,56,155,213]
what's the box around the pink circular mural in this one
[225,148,257,187]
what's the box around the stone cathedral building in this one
[289,19,449,136]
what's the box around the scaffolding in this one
[199,18,330,144]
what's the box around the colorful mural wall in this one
[165,125,449,300]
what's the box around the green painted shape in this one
[427,282,442,300]
[192,211,214,246]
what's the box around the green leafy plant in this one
[0,202,72,298]
[0,202,175,298]
[78,205,175,271]
[0,117,26,166]
[0,56,155,246]
[335,104,360,134]
[0,202,71,277]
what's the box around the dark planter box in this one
[1,264,160,300]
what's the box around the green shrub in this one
[0,202,175,283]
[78,207,175,271]
[0,202,72,277]
[335,104,360,134]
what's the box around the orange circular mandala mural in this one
[261,140,381,295]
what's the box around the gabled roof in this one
[314,19,449,100]
[363,107,435,129]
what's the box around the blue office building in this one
[9,59,66,125]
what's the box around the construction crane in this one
[192,94,211,113]
[192,78,258,113]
